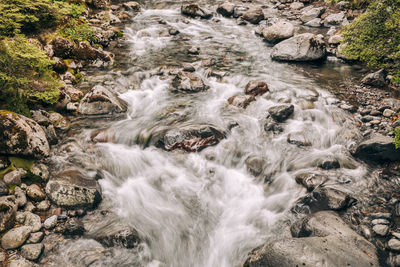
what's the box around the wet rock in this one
[242,7,264,24]
[245,156,268,176]
[23,212,41,232]
[388,238,400,251]
[373,224,389,236]
[168,28,180,35]
[21,243,43,261]
[156,125,225,152]
[181,3,212,19]
[0,111,50,159]
[26,185,45,202]
[27,232,44,244]
[1,226,32,249]
[172,71,209,93]
[29,163,49,182]
[227,95,256,109]
[62,218,85,236]
[352,134,400,163]
[300,7,325,23]
[262,21,294,43]
[122,1,141,11]
[304,18,322,27]
[95,228,139,248]
[79,85,128,115]
[14,187,27,208]
[324,12,346,27]
[264,121,283,134]
[217,2,235,17]
[287,131,311,146]
[43,215,58,230]
[295,172,327,191]
[309,185,355,211]
[244,80,269,96]
[361,69,387,88]
[44,125,58,146]
[4,168,26,186]
[318,157,340,170]
[51,38,75,58]
[0,196,17,233]
[45,170,102,208]
[268,104,294,122]
[271,33,326,62]
[0,181,8,196]
[48,112,70,131]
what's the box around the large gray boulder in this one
[245,211,380,267]
[352,134,400,163]
[262,21,295,43]
[271,33,326,62]
[0,111,50,159]
[45,169,102,209]
[78,85,128,115]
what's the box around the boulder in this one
[23,212,41,232]
[181,3,212,19]
[304,18,322,27]
[295,172,327,191]
[0,196,17,233]
[0,111,50,159]
[9,259,36,267]
[27,232,44,244]
[73,41,114,62]
[3,168,26,186]
[300,7,325,23]
[318,157,340,170]
[45,169,102,208]
[156,125,225,152]
[21,243,44,261]
[352,134,400,163]
[324,12,346,27]
[302,185,356,211]
[268,104,294,122]
[217,2,235,17]
[172,72,209,93]
[51,38,75,59]
[48,112,70,131]
[328,34,343,45]
[227,95,256,109]
[361,69,387,88]
[244,81,269,96]
[78,85,128,115]
[242,7,264,24]
[271,33,326,62]
[262,21,295,43]
[29,163,49,182]
[1,226,32,249]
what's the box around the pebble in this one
[388,238,400,251]
[43,215,58,230]
[373,224,389,236]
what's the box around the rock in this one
[73,41,114,63]
[45,169,102,208]
[328,34,343,45]
[156,125,225,152]
[48,112,70,131]
[324,12,346,27]
[295,172,327,191]
[381,98,400,113]
[227,95,255,109]
[21,243,43,261]
[9,259,36,267]
[1,226,32,249]
[264,121,283,134]
[172,71,209,93]
[310,186,355,211]
[287,132,311,146]
[91,0,108,9]
[62,218,85,236]
[122,1,141,11]
[304,18,322,27]
[373,224,389,236]
[242,7,264,24]
[4,168,26,186]
[181,3,212,19]
[271,33,326,62]
[79,85,128,115]
[217,2,235,17]
[43,215,58,230]
[51,38,75,58]
[27,232,44,244]
[245,156,268,176]
[352,134,400,163]
[95,228,139,248]
[0,196,17,233]
[300,7,325,23]
[24,202,35,213]
[318,157,340,169]
[361,69,387,88]
[36,200,50,211]
[23,212,41,232]
[383,109,395,118]
[244,80,269,96]
[29,163,49,182]
[0,156,9,169]
[0,181,8,196]
[0,111,50,159]
[43,125,58,145]
[26,185,45,202]
[388,238,400,251]
[182,63,195,72]
[246,211,379,267]
[53,57,68,74]
[262,21,295,43]
[268,104,294,122]
[14,187,27,208]
[371,219,389,225]
[290,2,304,10]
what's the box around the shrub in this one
[59,19,98,43]
[0,36,61,115]
[341,0,400,83]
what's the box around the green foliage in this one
[59,19,98,43]
[9,157,35,170]
[0,0,86,38]
[341,0,400,83]
[0,36,61,114]
[394,127,400,149]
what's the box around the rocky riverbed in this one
[1,0,400,266]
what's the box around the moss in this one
[394,127,400,149]
[341,0,400,83]
[9,157,35,170]
[59,19,98,44]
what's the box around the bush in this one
[341,0,400,83]
[59,19,98,43]
[0,36,61,115]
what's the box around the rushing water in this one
[46,1,370,266]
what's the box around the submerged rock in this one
[0,110,50,159]
[45,169,102,209]
[352,134,400,163]
[181,3,212,19]
[295,172,327,191]
[244,80,269,96]
[79,85,128,115]
[262,21,295,43]
[156,125,225,152]
[268,104,294,122]
[227,95,256,109]
[172,71,209,93]
[271,33,326,62]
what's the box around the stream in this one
[45,1,372,266]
